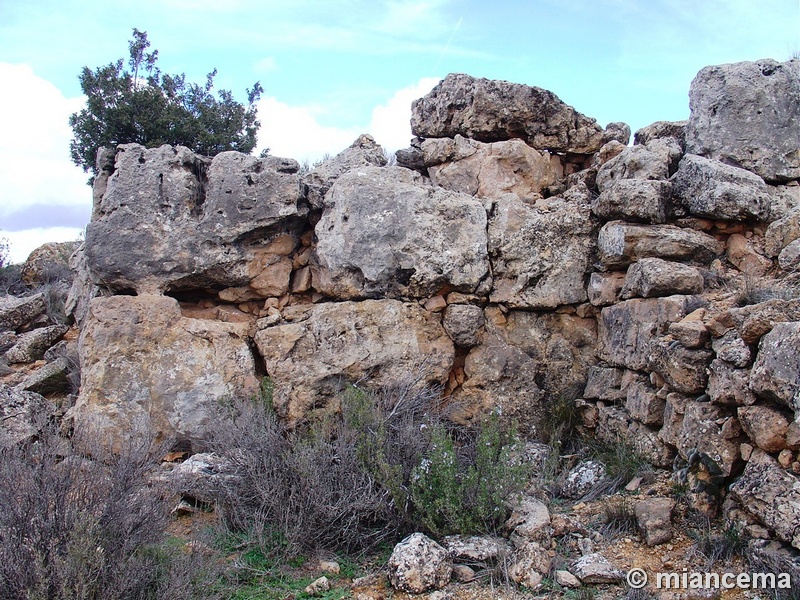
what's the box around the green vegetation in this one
[69,29,263,179]
[211,378,529,559]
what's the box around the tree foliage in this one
[69,29,263,178]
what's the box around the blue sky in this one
[1,0,798,263]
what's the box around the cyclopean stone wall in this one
[66,60,800,549]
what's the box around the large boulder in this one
[84,144,305,294]
[686,59,800,183]
[312,166,489,299]
[301,134,387,209]
[71,295,259,452]
[597,221,723,269]
[20,241,79,286]
[488,187,596,309]
[671,154,772,221]
[749,321,800,412]
[4,325,68,364]
[0,293,46,332]
[421,135,562,200]
[411,73,604,154]
[597,296,689,371]
[0,384,52,446]
[253,300,454,424]
[387,533,452,593]
[730,449,800,549]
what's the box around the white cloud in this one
[368,77,440,152]
[1,227,84,265]
[0,63,90,221]
[255,76,440,164]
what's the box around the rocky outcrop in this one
[0,293,46,332]
[411,73,604,154]
[686,59,800,183]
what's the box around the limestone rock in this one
[633,120,687,147]
[625,378,665,426]
[686,59,800,183]
[0,293,46,332]
[254,300,454,424]
[71,295,259,452]
[765,208,800,257]
[304,576,330,596]
[15,357,71,395]
[554,570,582,588]
[729,449,800,549]
[738,406,790,453]
[313,166,488,299]
[678,402,741,476]
[488,189,596,309]
[730,298,800,344]
[672,154,772,221]
[571,553,624,584]
[659,392,690,447]
[621,258,703,299]
[635,498,675,546]
[750,322,800,411]
[597,221,722,269]
[596,138,682,189]
[648,337,712,394]
[707,359,757,406]
[603,122,631,146]
[668,319,709,349]
[507,542,551,589]
[20,241,79,286]
[778,239,800,270]
[562,460,606,499]
[0,384,52,446]
[597,296,688,371]
[592,180,674,224]
[587,271,625,307]
[505,496,551,543]
[84,144,305,294]
[170,452,237,503]
[583,366,625,401]
[442,304,484,347]
[411,73,604,154]
[442,535,511,563]
[423,135,562,200]
[711,330,751,367]
[454,309,595,434]
[302,134,387,209]
[387,533,452,594]
[4,325,68,364]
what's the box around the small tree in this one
[69,29,263,179]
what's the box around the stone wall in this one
[65,60,800,548]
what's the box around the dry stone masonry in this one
[11,57,792,560]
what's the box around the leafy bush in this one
[0,420,221,599]
[211,377,528,557]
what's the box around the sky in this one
[0,0,798,264]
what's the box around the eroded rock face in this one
[0,384,52,446]
[313,166,489,299]
[686,59,800,183]
[84,144,305,294]
[387,533,452,594]
[72,295,259,451]
[411,73,604,154]
[488,188,596,309]
[730,449,800,549]
[253,300,454,424]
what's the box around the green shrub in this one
[212,377,529,556]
